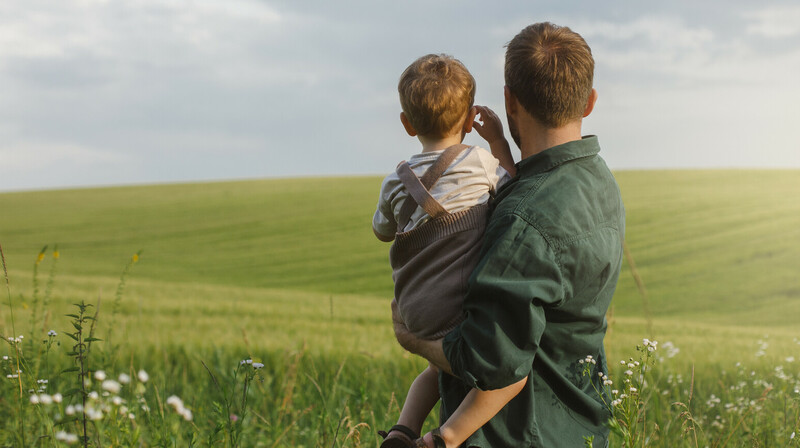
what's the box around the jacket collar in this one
[515,135,600,176]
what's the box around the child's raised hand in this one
[472,105,505,144]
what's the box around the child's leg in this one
[423,376,527,448]
[390,363,440,439]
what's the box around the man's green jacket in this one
[442,135,625,447]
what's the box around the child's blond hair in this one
[398,54,476,138]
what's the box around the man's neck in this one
[518,118,583,160]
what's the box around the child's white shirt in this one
[373,145,511,237]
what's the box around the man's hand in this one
[391,299,454,375]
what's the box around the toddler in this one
[373,54,520,448]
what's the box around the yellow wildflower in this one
[53,251,60,259]
[36,253,45,264]
[132,254,139,263]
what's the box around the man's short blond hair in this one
[398,54,476,138]
[505,22,594,128]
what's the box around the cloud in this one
[744,5,800,38]
[2,1,800,192]
[0,141,131,172]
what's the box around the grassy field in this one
[1,170,799,446]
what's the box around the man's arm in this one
[444,213,563,391]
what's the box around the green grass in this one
[2,171,799,330]
[0,177,390,296]
[1,170,799,446]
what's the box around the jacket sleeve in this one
[443,212,564,390]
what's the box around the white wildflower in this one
[65,405,76,416]
[629,387,637,393]
[30,395,40,405]
[39,394,53,405]
[166,395,183,408]
[180,408,193,421]
[86,407,103,420]
[2,356,8,360]
[55,431,79,444]
[112,396,123,406]
[137,370,149,383]
[253,362,264,369]
[53,393,62,403]
[625,370,634,376]
[102,380,122,394]
[48,330,57,337]
[88,391,99,400]
[118,373,131,384]
[611,389,619,395]
[94,370,107,381]
[662,341,680,358]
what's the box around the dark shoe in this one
[430,427,446,448]
[378,425,419,448]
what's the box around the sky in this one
[1,0,799,192]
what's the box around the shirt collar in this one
[515,135,600,175]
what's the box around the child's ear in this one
[582,88,598,118]
[463,106,478,133]
[400,112,417,137]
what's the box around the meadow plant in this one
[202,357,265,447]
[3,244,800,446]
[579,337,800,447]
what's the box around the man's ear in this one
[583,88,598,118]
[400,112,417,137]
[463,106,478,133]
[504,86,518,119]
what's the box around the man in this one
[392,22,625,447]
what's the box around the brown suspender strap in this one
[395,144,470,232]
[419,144,469,189]
[397,163,448,219]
